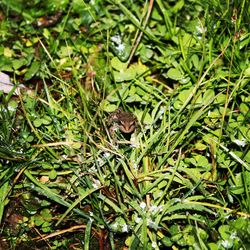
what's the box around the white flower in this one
[221,240,231,248]
[117,43,125,52]
[152,242,157,248]
[149,205,163,214]
[92,183,99,189]
[174,198,182,203]
[92,179,101,189]
[147,219,158,230]
[8,105,16,112]
[130,136,140,148]
[121,224,129,232]
[196,24,207,34]
[132,162,138,170]
[233,139,246,147]
[135,217,142,223]
[96,157,104,165]
[111,35,122,44]
[231,232,237,239]
[89,166,97,173]
[140,202,147,210]
[111,222,118,230]
[103,152,111,158]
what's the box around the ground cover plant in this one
[0,0,250,249]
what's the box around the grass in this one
[0,0,250,249]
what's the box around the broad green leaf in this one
[111,57,128,71]
[140,45,154,62]
[40,208,52,221]
[191,54,200,70]
[142,112,153,125]
[194,142,207,150]
[34,215,44,226]
[4,47,13,57]
[33,118,43,127]
[41,115,52,125]
[167,68,184,80]
[57,46,73,58]
[130,62,148,76]
[49,169,57,180]
[215,93,226,104]
[239,103,249,115]
[178,88,194,103]
[244,66,250,76]
[12,58,27,70]
[203,89,215,101]
[24,60,40,80]
[113,67,136,82]
[218,225,230,240]
[194,155,210,168]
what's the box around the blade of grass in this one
[217,143,250,171]
[84,219,93,250]
[98,193,125,214]
[155,0,173,36]
[110,0,161,44]
[0,181,9,224]
[128,0,155,64]
[56,186,99,226]
[155,148,182,206]
[159,92,220,168]
[24,170,104,223]
[172,38,231,125]
[19,95,58,159]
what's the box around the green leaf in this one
[178,88,194,103]
[191,54,200,70]
[110,35,131,61]
[167,68,184,80]
[143,112,153,125]
[113,67,136,82]
[57,46,73,58]
[140,45,154,62]
[41,208,52,221]
[203,89,215,102]
[12,58,27,70]
[49,169,57,180]
[24,60,40,80]
[34,215,44,226]
[194,142,207,150]
[218,225,230,240]
[0,182,9,224]
[215,93,226,104]
[239,103,249,115]
[194,155,210,168]
[130,63,148,76]
[41,221,52,233]
[84,219,93,250]
[4,47,13,57]
[111,57,128,71]
[244,66,250,76]
[42,115,52,125]
[33,119,43,127]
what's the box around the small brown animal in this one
[107,107,137,137]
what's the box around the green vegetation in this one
[0,0,249,249]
